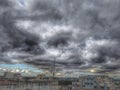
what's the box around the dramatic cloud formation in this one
[0,0,120,74]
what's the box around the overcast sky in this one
[0,0,120,75]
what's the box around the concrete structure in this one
[82,75,96,89]
[4,72,22,80]
[109,76,120,90]
[0,74,120,90]
[77,75,112,90]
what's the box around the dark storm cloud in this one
[0,0,45,65]
[91,42,120,65]
[1,11,44,54]
[47,32,71,48]
[16,0,63,22]
[0,0,120,73]
[67,53,85,66]
[0,0,12,7]
[25,60,53,66]
[0,56,11,64]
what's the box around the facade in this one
[0,73,120,90]
[4,72,22,80]
[110,77,120,90]
[78,75,112,90]
[82,75,96,89]
[36,74,45,80]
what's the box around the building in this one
[36,74,45,80]
[78,75,111,90]
[109,76,120,90]
[4,72,22,80]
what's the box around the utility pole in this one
[53,57,56,79]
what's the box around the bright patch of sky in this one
[0,64,43,73]
[18,0,25,7]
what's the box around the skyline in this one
[0,0,120,76]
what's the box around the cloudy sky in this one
[0,0,120,76]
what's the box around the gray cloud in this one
[0,0,120,73]
[0,0,12,7]
[47,31,71,48]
